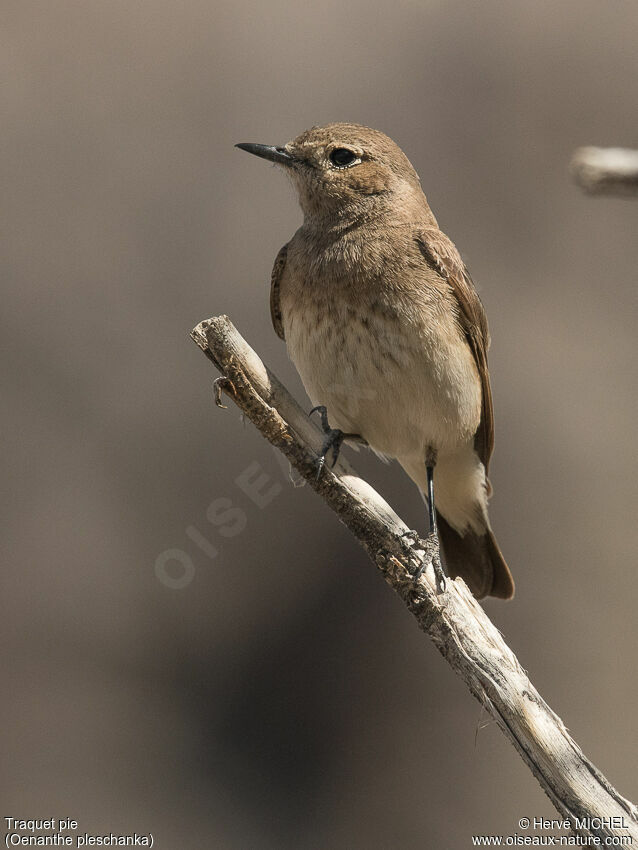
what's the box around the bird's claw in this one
[400,528,421,546]
[310,406,344,480]
[309,405,330,432]
[410,532,447,593]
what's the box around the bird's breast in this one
[279,262,482,459]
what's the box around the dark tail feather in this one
[437,513,515,600]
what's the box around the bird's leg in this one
[413,448,447,591]
[425,452,438,536]
[309,405,367,479]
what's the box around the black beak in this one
[235,143,294,165]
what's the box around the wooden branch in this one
[571,147,638,196]
[191,315,638,842]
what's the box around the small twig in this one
[191,315,638,842]
[212,375,236,409]
[571,146,638,196]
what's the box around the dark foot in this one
[309,406,364,479]
[411,532,447,593]
[400,528,421,545]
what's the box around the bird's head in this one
[236,122,428,225]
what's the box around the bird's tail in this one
[397,445,514,599]
[437,513,514,600]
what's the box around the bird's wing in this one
[415,227,494,471]
[270,243,288,341]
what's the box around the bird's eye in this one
[329,148,359,168]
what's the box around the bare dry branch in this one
[571,147,638,196]
[192,314,638,842]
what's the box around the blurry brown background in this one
[3,1,637,847]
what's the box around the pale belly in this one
[282,296,482,460]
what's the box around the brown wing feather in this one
[270,243,288,341]
[416,227,494,471]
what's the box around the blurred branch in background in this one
[191,316,638,844]
[571,147,638,196]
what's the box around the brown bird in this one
[236,123,514,600]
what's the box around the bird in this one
[235,123,514,600]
